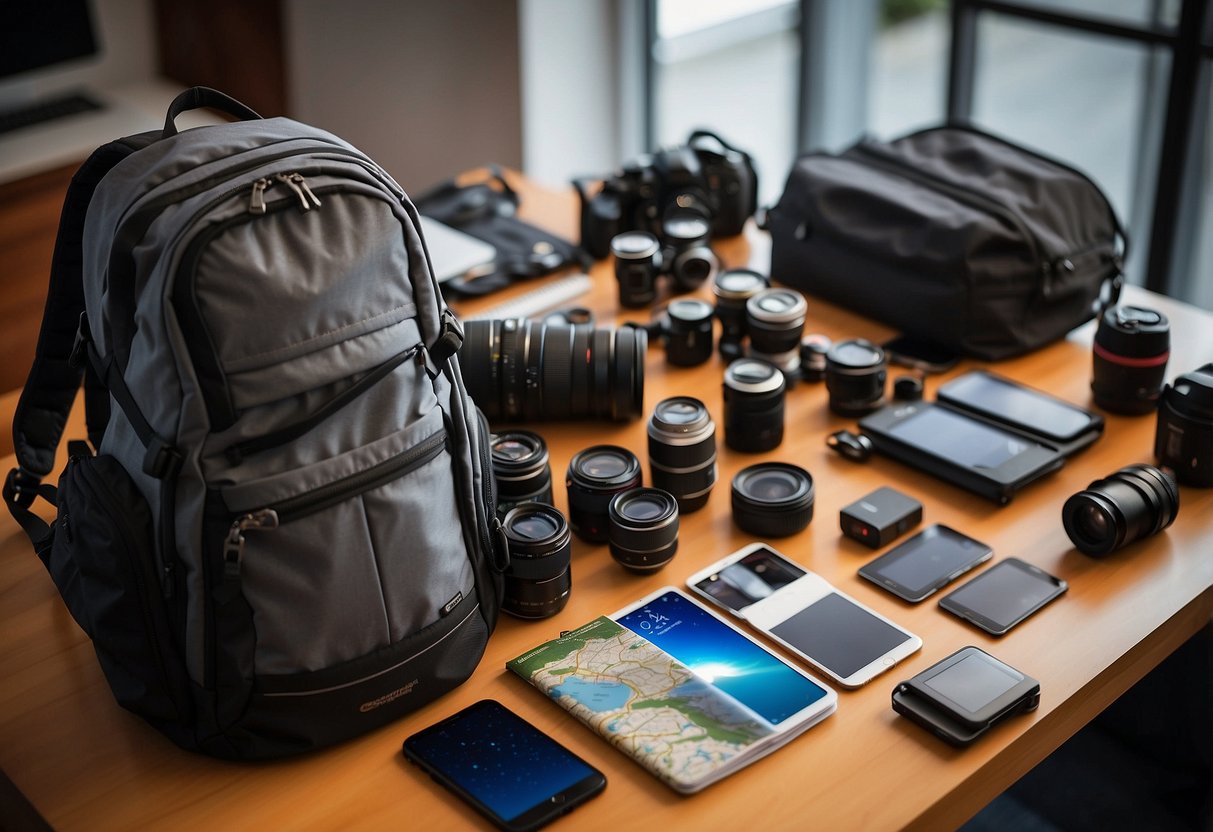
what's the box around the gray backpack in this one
[4,88,508,759]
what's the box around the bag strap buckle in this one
[142,436,184,480]
[3,468,40,510]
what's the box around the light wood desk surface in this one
[2,174,1212,830]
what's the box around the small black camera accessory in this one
[893,373,924,402]
[491,430,553,518]
[746,287,807,377]
[648,396,717,513]
[607,487,680,572]
[723,358,786,453]
[661,210,719,291]
[800,333,832,382]
[611,231,663,308]
[1154,363,1213,486]
[1062,463,1180,557]
[1092,305,1170,414]
[664,298,715,367]
[500,503,573,619]
[892,646,1040,747]
[713,268,769,360]
[825,338,887,416]
[839,486,922,549]
[566,445,643,543]
[731,462,815,538]
[826,429,873,462]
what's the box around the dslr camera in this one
[573,129,758,259]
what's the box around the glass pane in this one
[1004,0,1180,30]
[971,14,1167,285]
[652,0,800,203]
[870,1,949,138]
[1181,74,1213,311]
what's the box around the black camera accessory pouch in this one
[766,125,1127,360]
[414,165,591,297]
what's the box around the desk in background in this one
[1,174,1211,831]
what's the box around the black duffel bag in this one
[765,125,1127,360]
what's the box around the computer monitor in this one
[0,1,98,81]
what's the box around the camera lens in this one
[648,396,717,513]
[1154,363,1213,487]
[566,445,643,542]
[1092,306,1171,415]
[501,503,573,619]
[665,298,715,367]
[800,333,832,382]
[491,430,553,518]
[723,358,786,453]
[731,463,815,538]
[612,231,662,308]
[461,319,646,422]
[746,288,807,376]
[825,338,887,416]
[608,487,680,572]
[662,210,719,291]
[1062,464,1179,557]
[713,268,768,360]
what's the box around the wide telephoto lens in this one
[612,231,662,308]
[1092,306,1171,415]
[713,268,768,361]
[608,487,680,572]
[662,210,719,291]
[1062,463,1179,557]
[731,463,815,538]
[491,430,553,518]
[723,358,786,453]
[501,503,573,618]
[460,319,646,422]
[665,298,715,367]
[825,338,887,416]
[566,445,644,542]
[648,396,717,512]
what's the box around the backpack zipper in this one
[222,429,448,579]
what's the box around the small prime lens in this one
[1092,305,1171,415]
[713,268,768,360]
[825,338,887,416]
[665,298,715,367]
[731,463,815,538]
[662,211,719,291]
[1062,463,1179,557]
[648,396,717,513]
[608,487,680,572]
[746,288,807,376]
[800,333,832,382]
[612,231,662,308]
[491,430,553,518]
[723,358,786,453]
[566,445,643,542]
[501,503,572,618]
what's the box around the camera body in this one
[1154,363,1213,486]
[575,130,757,259]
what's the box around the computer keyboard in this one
[0,92,103,136]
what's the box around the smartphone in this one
[882,334,960,373]
[937,370,1103,446]
[402,699,606,831]
[684,544,922,688]
[859,401,1066,504]
[858,524,993,603]
[938,557,1068,636]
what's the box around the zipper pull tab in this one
[275,172,321,210]
[249,178,270,214]
[223,509,280,578]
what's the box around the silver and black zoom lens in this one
[612,231,662,308]
[723,358,786,453]
[501,503,573,619]
[491,430,553,518]
[825,338,887,416]
[713,268,768,361]
[662,210,719,291]
[608,487,680,572]
[746,288,807,375]
[731,462,815,538]
[1062,464,1179,557]
[665,298,715,367]
[566,445,644,543]
[648,396,717,513]
[461,319,646,423]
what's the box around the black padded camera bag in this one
[766,125,1127,360]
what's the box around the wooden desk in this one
[2,175,1212,831]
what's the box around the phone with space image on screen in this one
[938,557,1067,636]
[684,543,921,688]
[858,524,993,603]
[402,699,605,831]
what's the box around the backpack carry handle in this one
[163,87,262,138]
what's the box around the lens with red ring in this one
[1092,306,1170,415]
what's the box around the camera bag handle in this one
[162,86,262,138]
